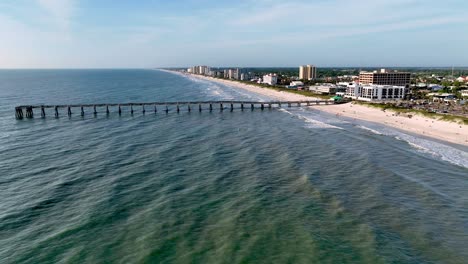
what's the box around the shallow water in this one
[1,69,467,263]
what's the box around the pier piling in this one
[131,105,134,115]
[209,103,213,111]
[93,105,97,115]
[199,104,202,112]
[188,104,191,112]
[15,107,24,119]
[54,106,59,118]
[27,107,34,118]
[220,103,223,112]
[241,103,244,111]
[142,105,146,114]
[41,106,45,118]
[177,104,180,113]
[68,106,72,117]
[106,105,110,115]
[81,106,85,116]
[118,105,122,115]
[154,105,157,113]
[230,103,234,112]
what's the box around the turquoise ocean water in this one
[0,69,467,263]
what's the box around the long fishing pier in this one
[15,100,346,119]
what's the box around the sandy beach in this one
[184,73,468,146]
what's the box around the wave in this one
[279,108,343,130]
[358,125,383,135]
[347,119,468,169]
[394,135,468,169]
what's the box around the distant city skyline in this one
[1,0,468,68]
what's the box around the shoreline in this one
[165,70,468,146]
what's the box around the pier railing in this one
[15,100,345,119]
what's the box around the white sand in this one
[189,74,468,146]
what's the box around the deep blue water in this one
[0,69,467,263]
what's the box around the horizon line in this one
[1,66,468,70]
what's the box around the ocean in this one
[0,69,467,263]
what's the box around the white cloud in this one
[37,0,76,29]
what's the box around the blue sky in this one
[0,0,467,68]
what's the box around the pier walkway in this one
[15,100,346,119]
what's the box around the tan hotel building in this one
[299,65,317,80]
[359,69,411,87]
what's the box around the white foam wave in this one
[395,135,468,169]
[358,125,383,135]
[279,109,343,130]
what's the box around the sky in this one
[0,0,467,68]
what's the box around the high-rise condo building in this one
[359,69,411,87]
[299,65,317,80]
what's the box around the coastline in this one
[165,70,468,146]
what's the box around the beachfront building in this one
[263,74,278,85]
[359,69,411,87]
[342,82,361,98]
[342,82,406,101]
[228,69,237,79]
[234,68,240,80]
[201,66,210,75]
[359,85,406,101]
[228,69,234,79]
[461,90,468,97]
[299,65,317,80]
[190,66,210,75]
[309,83,337,95]
[240,73,250,81]
[290,81,304,87]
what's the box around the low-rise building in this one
[290,81,304,87]
[263,74,278,85]
[343,83,406,101]
[428,84,444,91]
[428,93,456,102]
[341,82,361,99]
[309,84,337,95]
[461,90,468,97]
[360,85,406,101]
